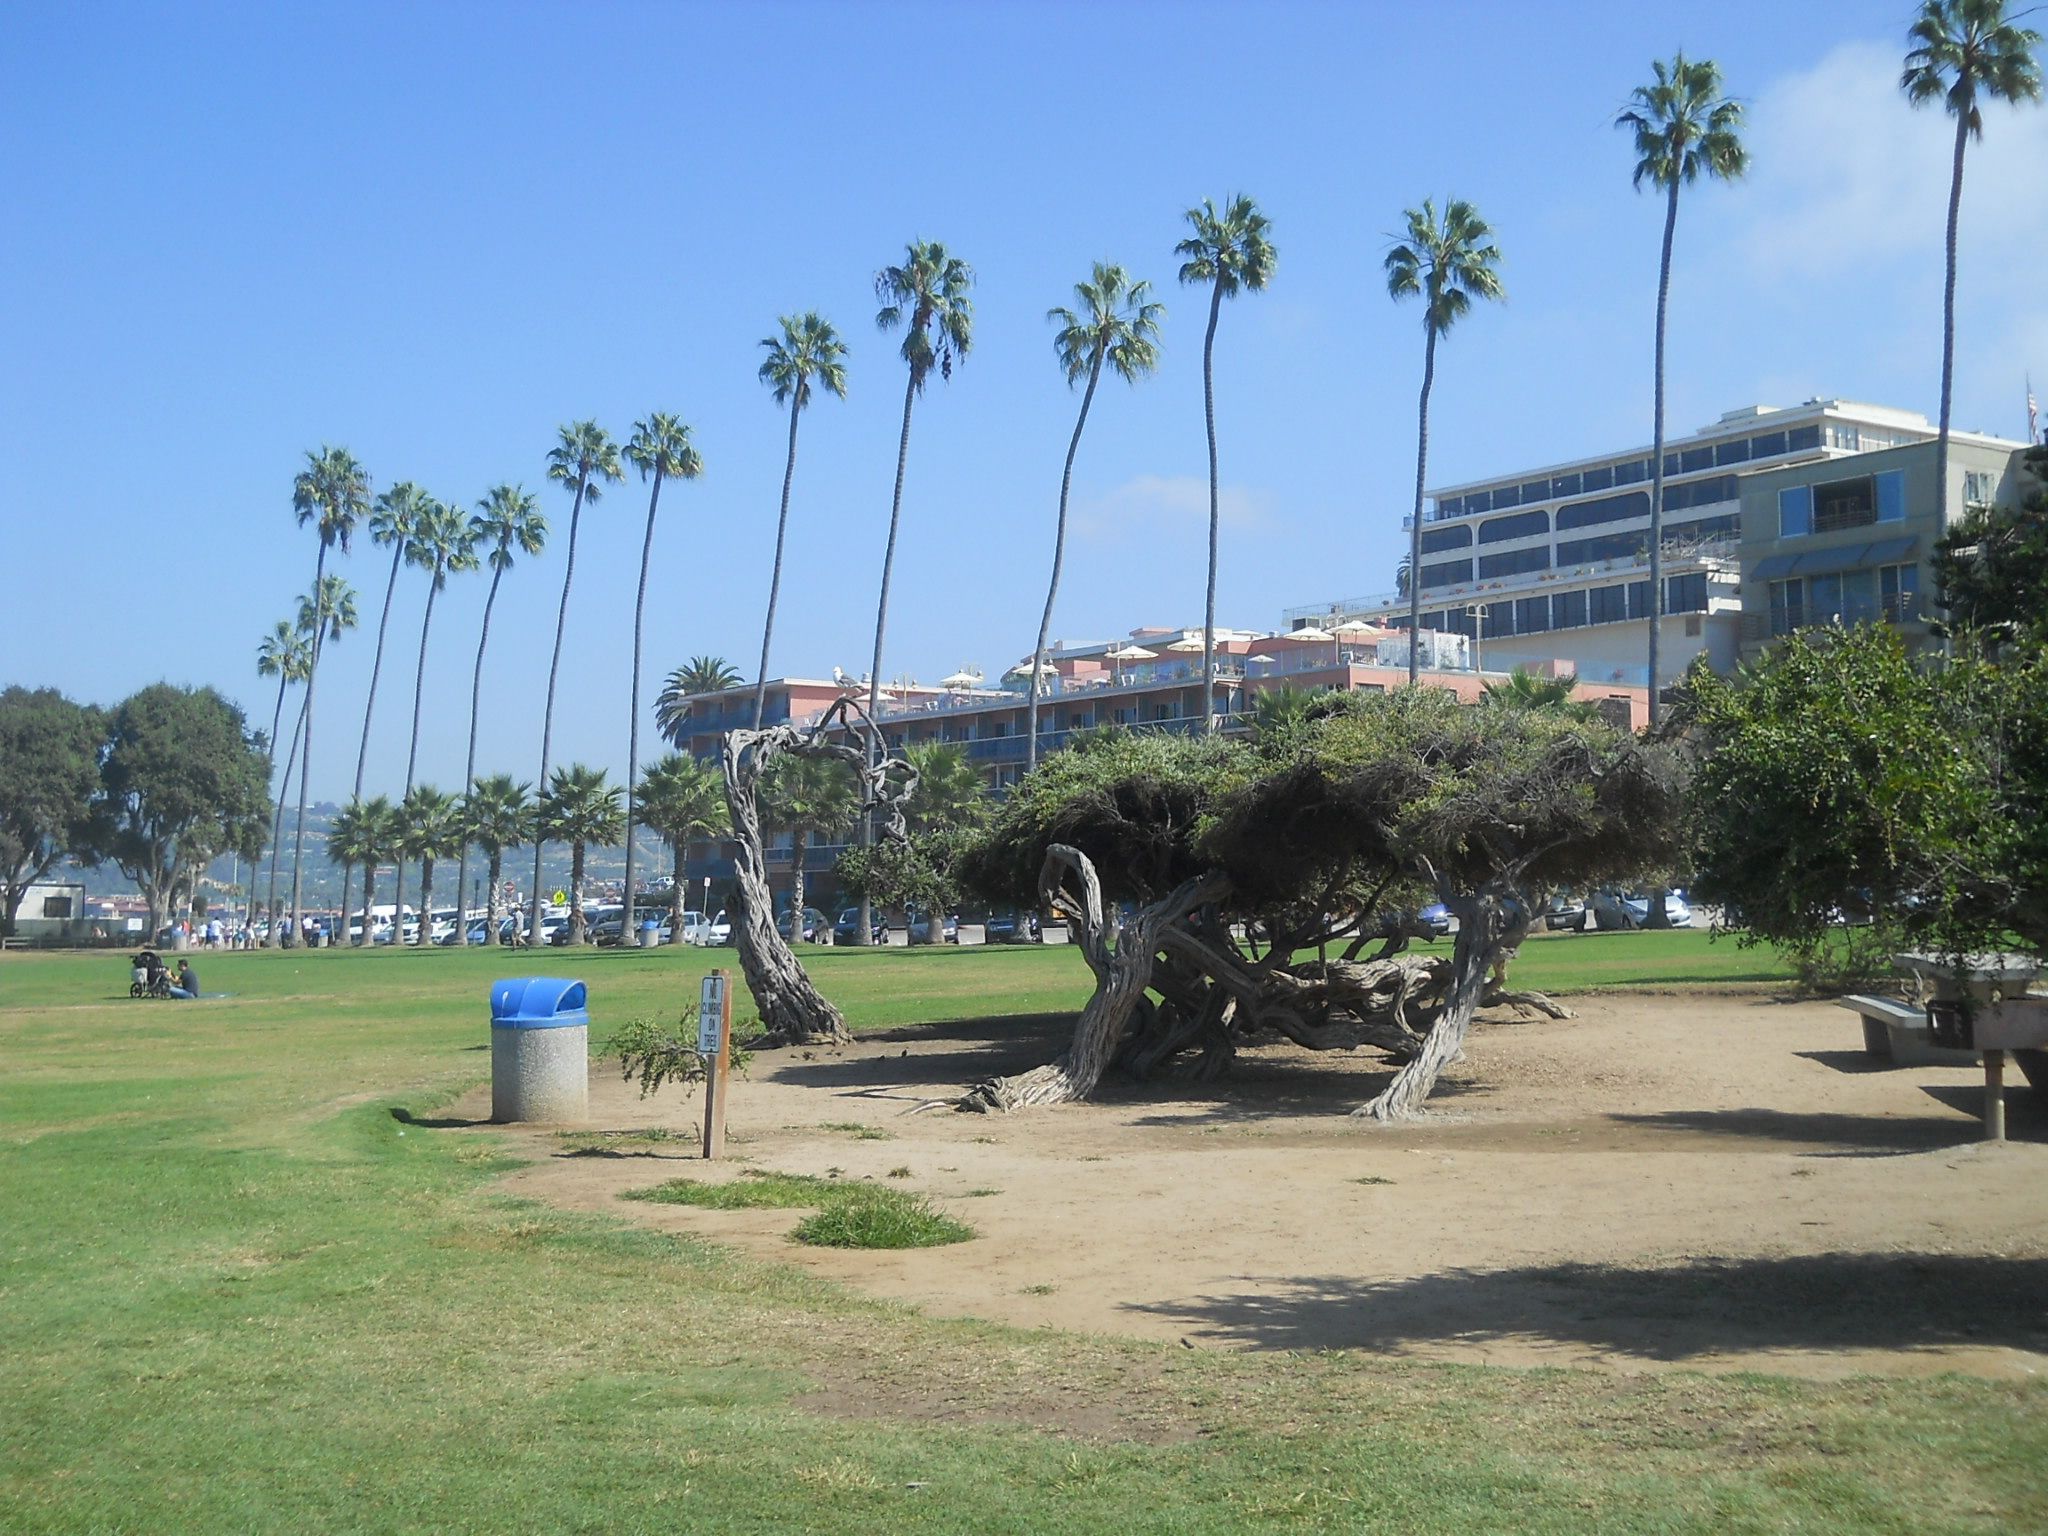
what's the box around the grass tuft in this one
[791,1188,974,1250]
[622,1170,839,1210]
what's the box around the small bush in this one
[622,1171,839,1210]
[791,1188,974,1250]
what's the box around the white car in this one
[705,910,731,946]
[1591,889,1693,930]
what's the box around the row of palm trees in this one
[252,7,2038,944]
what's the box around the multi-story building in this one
[1286,399,2014,689]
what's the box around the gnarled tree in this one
[722,698,915,1046]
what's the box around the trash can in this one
[639,919,661,949]
[490,976,589,1123]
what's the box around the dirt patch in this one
[460,993,2048,1380]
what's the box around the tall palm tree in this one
[273,573,358,945]
[1385,198,1505,686]
[397,785,462,944]
[760,753,859,936]
[329,794,397,942]
[621,415,704,943]
[1176,195,1276,731]
[536,764,625,946]
[754,312,850,728]
[342,481,429,931]
[463,774,532,945]
[390,499,478,933]
[454,486,546,942]
[865,242,973,945]
[256,622,313,941]
[1902,1,2042,506]
[1027,263,1166,769]
[655,655,744,746]
[286,446,370,941]
[529,423,622,945]
[637,751,724,933]
[1617,55,1746,723]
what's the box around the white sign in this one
[125,917,144,932]
[697,973,726,1056]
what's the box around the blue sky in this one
[5,0,2044,801]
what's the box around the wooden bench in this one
[1838,993,1978,1068]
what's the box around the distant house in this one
[10,880,90,943]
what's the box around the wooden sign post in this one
[698,969,732,1159]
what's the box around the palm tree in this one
[286,446,370,941]
[329,794,397,942]
[390,499,478,933]
[865,242,973,945]
[1386,198,1505,687]
[760,753,859,937]
[637,751,724,933]
[1027,263,1166,769]
[1479,666,1599,719]
[655,655,744,745]
[755,312,850,728]
[1176,195,1276,731]
[536,764,625,946]
[464,774,532,944]
[255,621,313,941]
[902,741,985,832]
[1902,2,2043,508]
[397,785,462,944]
[1617,55,1746,723]
[342,481,429,931]
[621,415,704,943]
[273,572,358,945]
[529,424,622,945]
[454,486,546,944]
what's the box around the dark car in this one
[984,910,1039,944]
[1417,902,1453,938]
[833,908,884,946]
[778,907,830,943]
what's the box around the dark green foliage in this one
[605,1014,751,1100]
[0,687,103,934]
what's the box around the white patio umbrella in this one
[1163,636,1206,653]
[1103,643,1156,683]
[1330,619,1381,665]
[939,669,983,689]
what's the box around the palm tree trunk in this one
[623,472,664,946]
[530,479,588,945]
[754,397,803,730]
[254,670,290,939]
[1647,177,1679,727]
[486,850,502,944]
[287,545,330,944]
[1199,279,1225,731]
[395,576,441,945]
[1028,345,1107,771]
[454,564,505,955]
[362,861,377,944]
[1407,323,1438,686]
[671,842,687,936]
[789,827,809,940]
[266,688,309,946]
[1936,109,1968,522]
[569,840,586,945]
[419,857,434,944]
[858,369,920,946]
[343,543,405,940]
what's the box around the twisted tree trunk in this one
[959,846,1225,1111]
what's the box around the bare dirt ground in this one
[465,992,2048,1381]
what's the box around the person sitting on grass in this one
[167,959,200,1000]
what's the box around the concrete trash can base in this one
[491,976,589,1123]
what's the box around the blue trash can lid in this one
[491,976,588,1025]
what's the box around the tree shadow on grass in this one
[1124,1251,2048,1358]
[390,1105,493,1130]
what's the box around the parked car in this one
[778,907,830,943]
[1590,889,1694,930]
[983,909,1039,944]
[1543,893,1587,932]
[705,910,731,945]
[1417,902,1453,938]
[832,907,882,946]
[904,906,960,943]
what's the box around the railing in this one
[1742,592,1925,641]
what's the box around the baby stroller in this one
[130,953,171,999]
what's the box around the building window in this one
[1464,488,1491,514]
[1769,578,1805,636]
[1482,601,1514,638]
[1521,479,1552,503]
[41,895,73,919]
[1590,584,1628,624]
[1515,596,1551,633]
[1436,495,1464,519]
[1581,463,1614,492]
[1875,469,1906,522]
[1556,489,1651,532]
[1778,485,1813,537]
[1813,475,1877,533]
[1680,446,1716,473]
[1478,546,1551,579]
[1628,580,1653,619]
[1715,438,1750,466]
[1551,471,1583,498]
[1666,572,1708,613]
[1420,523,1472,554]
[1552,589,1588,629]
[1614,459,1647,486]
[1963,470,1995,506]
[1557,529,1647,566]
[1667,513,1740,544]
[1880,562,1919,620]
[1750,430,1788,459]
[1419,557,1473,589]
[1491,484,1520,509]
[1665,474,1740,512]
[1477,508,1549,544]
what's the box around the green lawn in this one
[3,940,2041,1534]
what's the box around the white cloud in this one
[1726,40,2048,286]
[1073,473,1273,540]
